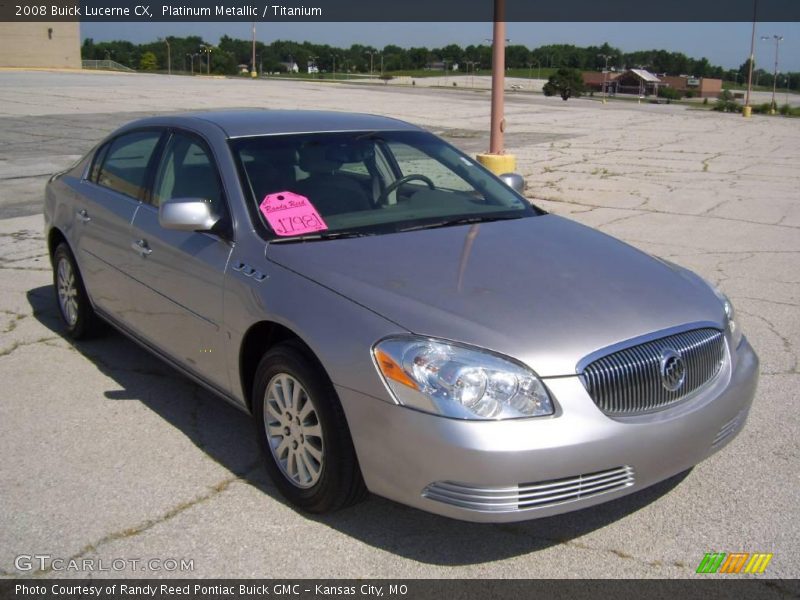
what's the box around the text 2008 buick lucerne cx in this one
[44,110,758,522]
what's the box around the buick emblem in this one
[660,349,686,392]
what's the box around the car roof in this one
[122,110,423,139]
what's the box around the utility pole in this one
[476,0,516,176]
[744,0,758,117]
[489,6,505,154]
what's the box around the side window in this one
[96,131,161,199]
[88,142,110,183]
[153,133,225,215]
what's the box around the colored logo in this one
[696,552,773,574]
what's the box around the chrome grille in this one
[423,466,635,512]
[582,328,725,415]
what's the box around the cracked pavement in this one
[0,71,798,580]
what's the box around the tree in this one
[139,51,158,71]
[543,68,585,100]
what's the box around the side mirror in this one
[499,172,525,195]
[158,197,220,232]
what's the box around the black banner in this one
[1,580,799,600]
[1,0,799,22]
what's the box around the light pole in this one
[160,38,171,75]
[365,50,376,76]
[465,60,478,87]
[205,45,212,75]
[761,34,783,114]
[598,53,614,103]
[251,22,257,77]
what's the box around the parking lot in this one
[0,70,798,580]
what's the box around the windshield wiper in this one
[268,230,375,244]
[397,214,524,233]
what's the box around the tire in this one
[252,342,367,513]
[52,242,100,339]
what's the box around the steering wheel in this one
[377,174,435,205]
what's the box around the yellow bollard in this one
[251,71,258,79]
[742,105,752,118]
[476,153,517,175]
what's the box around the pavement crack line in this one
[738,308,798,372]
[492,524,690,574]
[18,468,259,578]
[0,335,60,358]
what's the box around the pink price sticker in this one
[259,191,328,237]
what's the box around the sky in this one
[81,22,800,72]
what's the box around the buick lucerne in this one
[44,110,759,522]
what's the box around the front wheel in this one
[252,343,367,513]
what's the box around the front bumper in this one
[338,337,759,523]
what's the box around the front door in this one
[127,131,233,392]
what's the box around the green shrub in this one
[542,68,585,101]
[713,89,741,113]
[751,103,774,114]
[658,87,681,100]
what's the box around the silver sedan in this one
[44,110,758,522]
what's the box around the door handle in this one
[76,209,91,223]
[131,239,152,256]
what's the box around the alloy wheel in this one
[56,257,79,327]
[263,373,325,488]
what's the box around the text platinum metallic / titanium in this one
[161,5,324,17]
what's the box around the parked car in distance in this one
[44,110,758,522]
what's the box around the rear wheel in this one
[252,343,367,513]
[52,242,100,339]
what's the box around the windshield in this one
[231,130,540,241]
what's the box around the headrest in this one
[325,142,374,164]
[298,143,341,174]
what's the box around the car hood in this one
[266,215,724,377]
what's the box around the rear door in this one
[75,129,163,318]
[127,130,234,392]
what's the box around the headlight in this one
[707,282,742,349]
[373,337,554,420]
